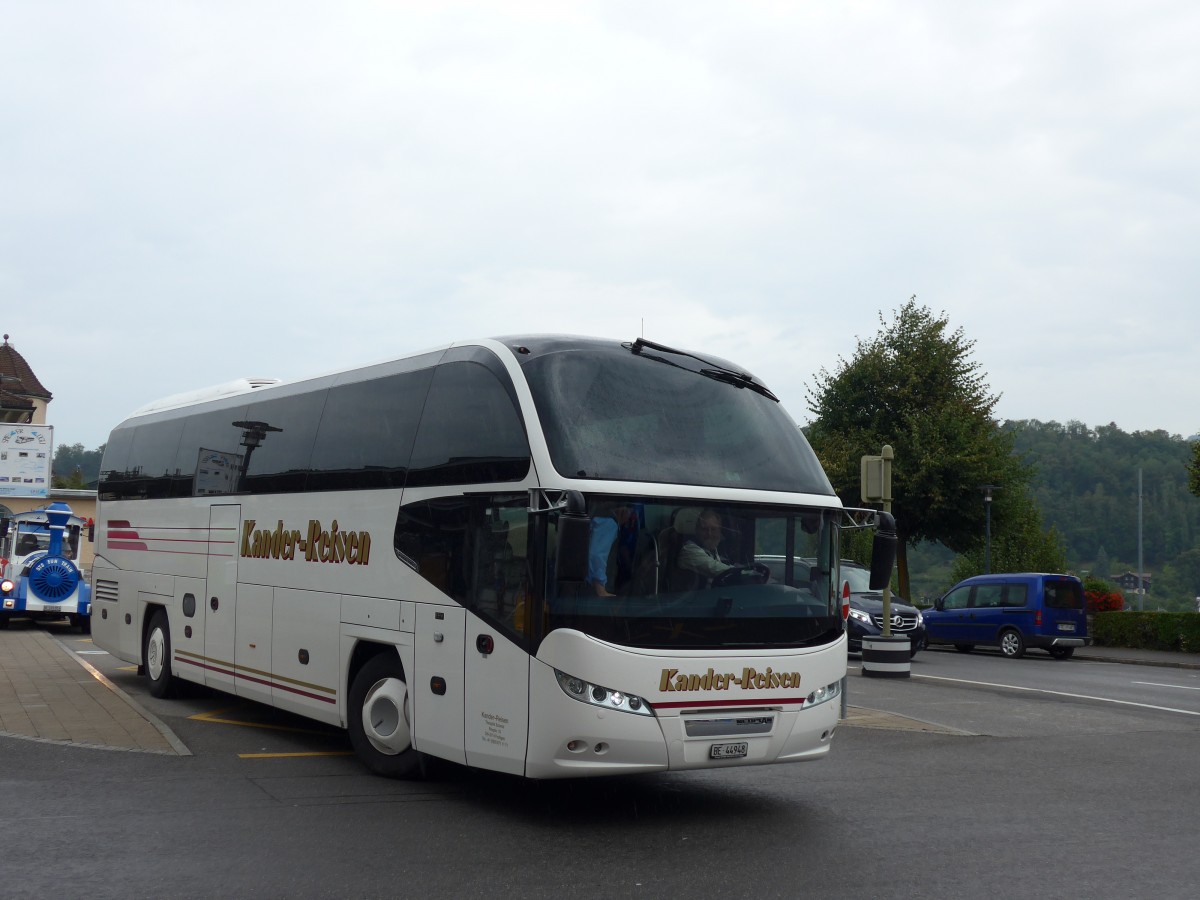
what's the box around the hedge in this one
[1092,611,1200,653]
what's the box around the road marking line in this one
[1132,681,1200,691]
[914,673,1200,717]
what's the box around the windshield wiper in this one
[627,338,778,401]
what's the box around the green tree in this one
[1189,439,1200,497]
[1153,549,1200,611]
[806,298,1036,600]
[52,442,104,487]
[52,466,89,489]
[949,491,1068,582]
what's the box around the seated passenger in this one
[675,508,734,588]
[587,502,634,597]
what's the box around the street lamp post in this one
[980,484,1000,574]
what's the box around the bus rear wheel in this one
[144,609,178,698]
[348,653,421,778]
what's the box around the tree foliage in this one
[51,442,104,488]
[1189,439,1200,498]
[949,491,1067,583]
[805,298,1048,600]
[1006,420,1200,569]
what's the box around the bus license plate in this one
[43,605,61,614]
[710,742,748,760]
[1059,623,1076,632]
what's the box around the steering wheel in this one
[713,563,771,587]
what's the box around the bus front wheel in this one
[144,609,178,698]
[348,653,421,778]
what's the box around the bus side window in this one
[394,495,531,646]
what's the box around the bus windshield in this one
[547,497,843,650]
[518,342,834,494]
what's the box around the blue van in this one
[923,573,1088,659]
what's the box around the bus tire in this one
[144,609,178,699]
[348,652,421,779]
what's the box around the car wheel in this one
[999,629,1026,659]
[1048,646,1075,660]
[348,652,421,779]
[954,643,974,653]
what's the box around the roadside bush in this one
[1092,611,1200,652]
[1086,588,1124,613]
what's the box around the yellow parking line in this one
[239,751,353,759]
[189,706,338,736]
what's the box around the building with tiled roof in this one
[0,334,52,425]
[0,336,96,569]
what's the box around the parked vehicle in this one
[837,560,925,658]
[0,502,93,632]
[756,557,925,658]
[923,572,1088,659]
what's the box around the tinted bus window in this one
[407,360,531,487]
[308,367,434,491]
[521,347,833,492]
[175,404,250,496]
[239,391,327,493]
[97,426,136,500]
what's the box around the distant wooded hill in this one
[1003,420,1200,608]
[1007,420,1197,566]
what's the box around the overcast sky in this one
[3,1,1198,452]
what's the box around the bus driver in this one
[675,508,734,588]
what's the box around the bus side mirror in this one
[554,490,590,583]
[868,511,897,591]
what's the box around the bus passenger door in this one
[464,619,529,776]
[412,603,466,765]
[204,504,240,694]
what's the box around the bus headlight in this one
[806,680,842,707]
[1,579,14,594]
[554,669,654,717]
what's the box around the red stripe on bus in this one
[175,656,336,704]
[653,696,807,710]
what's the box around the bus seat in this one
[658,508,704,593]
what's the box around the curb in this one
[58,638,192,756]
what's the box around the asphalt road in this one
[3,630,1198,900]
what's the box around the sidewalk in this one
[0,625,188,755]
[1073,643,1200,669]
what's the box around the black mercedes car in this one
[757,557,925,658]
[837,561,925,658]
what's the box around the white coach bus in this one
[91,336,895,779]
